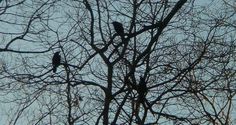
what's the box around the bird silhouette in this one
[138,76,147,103]
[52,51,61,73]
[112,21,125,39]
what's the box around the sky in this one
[0,0,236,124]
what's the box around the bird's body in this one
[138,76,147,103]
[139,76,147,93]
[52,52,61,73]
[112,21,125,39]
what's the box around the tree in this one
[0,0,236,125]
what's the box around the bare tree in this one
[0,0,236,125]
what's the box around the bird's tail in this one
[53,66,57,73]
[121,35,125,42]
[121,33,129,43]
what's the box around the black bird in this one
[138,76,147,103]
[52,51,61,73]
[139,76,147,93]
[112,21,125,39]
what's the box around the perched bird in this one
[138,76,147,103]
[52,51,61,73]
[139,76,147,93]
[112,21,125,39]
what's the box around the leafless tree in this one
[0,0,236,125]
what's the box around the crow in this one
[112,21,125,39]
[52,51,61,73]
[138,76,147,103]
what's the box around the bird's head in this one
[55,51,60,55]
[139,76,146,84]
[112,21,120,25]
